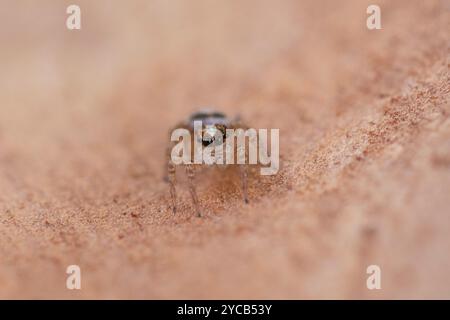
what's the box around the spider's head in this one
[201,124,227,147]
[189,110,229,147]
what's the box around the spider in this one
[166,110,250,217]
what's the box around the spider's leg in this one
[164,123,183,182]
[166,121,191,212]
[237,141,249,204]
[239,164,249,204]
[164,141,173,182]
[167,135,181,213]
[230,118,250,204]
[167,158,177,214]
[185,164,201,217]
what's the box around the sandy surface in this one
[0,0,449,299]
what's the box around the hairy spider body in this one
[166,110,249,217]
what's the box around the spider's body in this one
[166,110,249,217]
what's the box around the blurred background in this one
[0,0,449,298]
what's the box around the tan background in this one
[0,0,449,299]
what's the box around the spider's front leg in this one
[167,148,177,214]
[185,164,201,217]
[240,164,249,204]
[231,116,250,204]
[237,139,249,204]
[166,122,189,214]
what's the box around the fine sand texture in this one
[0,0,449,299]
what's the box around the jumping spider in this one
[166,110,249,217]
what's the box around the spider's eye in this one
[202,139,213,147]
